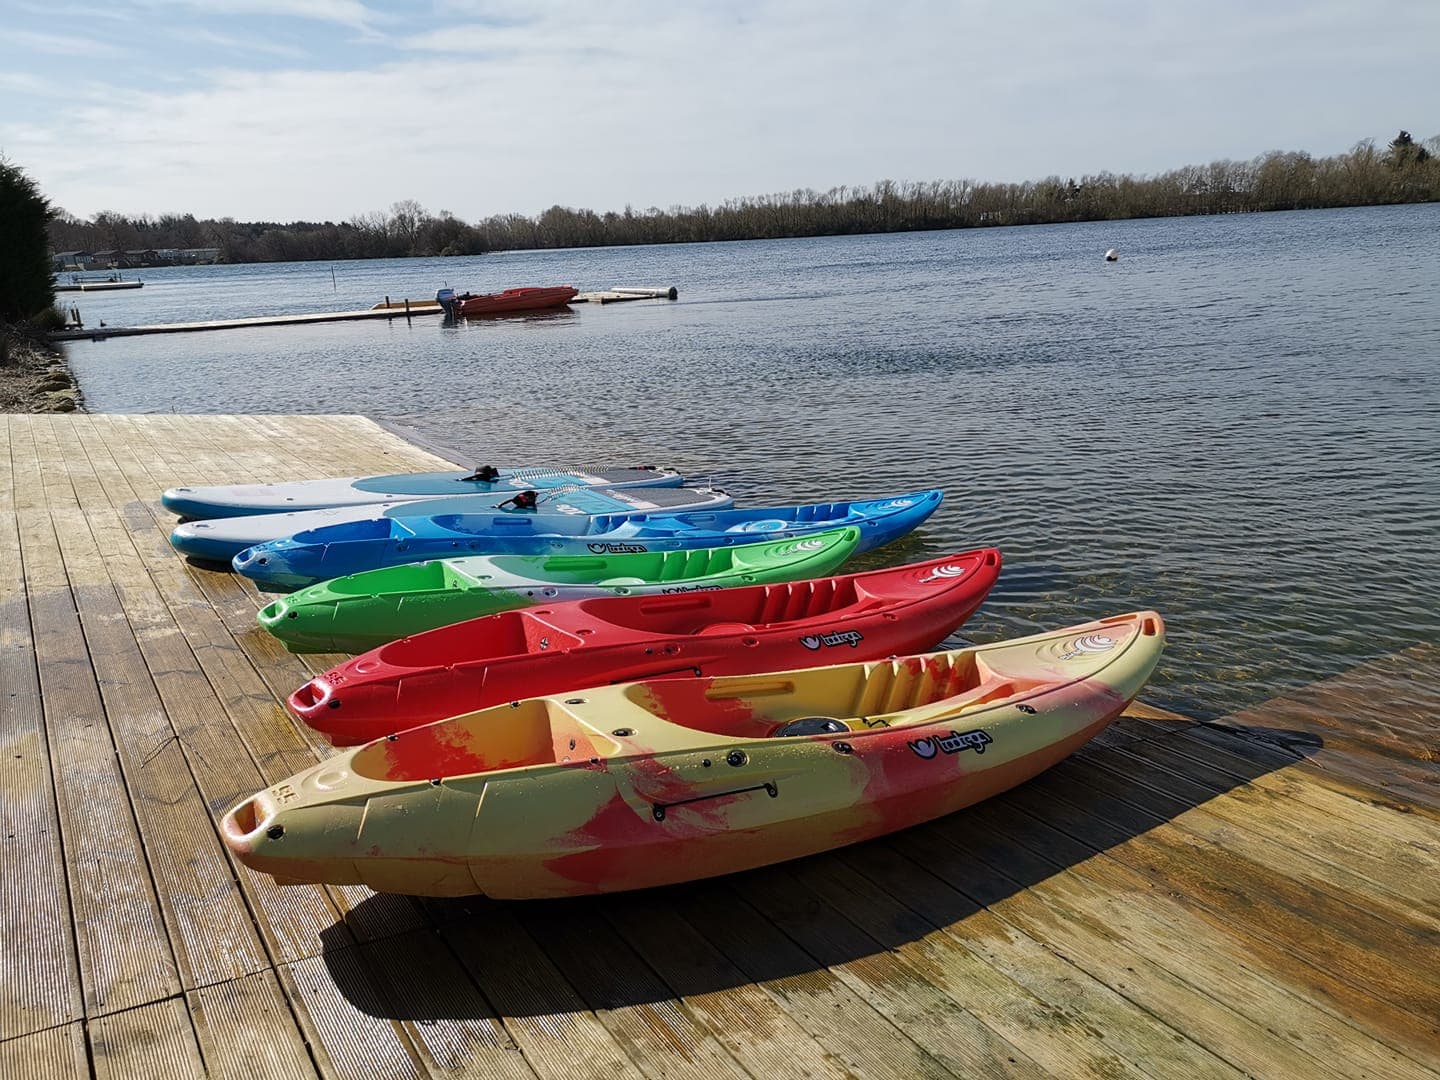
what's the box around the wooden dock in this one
[48,303,443,342]
[1,413,1436,1079]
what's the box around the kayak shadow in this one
[318,714,1323,1022]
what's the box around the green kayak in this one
[257,526,862,653]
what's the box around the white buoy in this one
[1104,248,1120,262]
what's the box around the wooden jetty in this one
[572,286,679,304]
[54,281,145,293]
[1,413,1436,1079]
[49,302,443,342]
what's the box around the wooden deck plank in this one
[88,997,206,1080]
[16,503,182,1017]
[787,849,1254,1080]
[60,417,369,964]
[434,906,648,1080]
[992,765,1440,1064]
[188,972,319,1080]
[878,811,1436,1080]
[513,908,756,1080]
[278,951,426,1080]
[44,498,269,991]
[1090,733,1440,919]
[0,413,14,510]
[1026,753,1440,1025]
[357,930,538,1080]
[598,895,857,1080]
[0,1022,89,1080]
[731,869,1071,1080]
[72,415,432,948]
[66,416,522,1073]
[671,886,957,1079]
[956,799,1440,1080]
[0,510,84,1040]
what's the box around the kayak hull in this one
[161,465,681,519]
[171,485,733,563]
[291,548,1003,744]
[221,612,1165,898]
[233,490,944,589]
[259,527,864,653]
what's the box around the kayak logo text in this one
[908,729,993,759]
[586,542,650,554]
[799,630,865,650]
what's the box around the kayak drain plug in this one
[266,825,284,840]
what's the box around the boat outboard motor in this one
[436,287,460,320]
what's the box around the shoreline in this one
[0,326,83,413]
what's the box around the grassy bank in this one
[0,325,82,412]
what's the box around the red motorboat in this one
[441,285,578,317]
[289,548,1002,745]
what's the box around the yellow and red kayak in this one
[221,611,1164,899]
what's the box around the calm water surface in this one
[64,205,1440,720]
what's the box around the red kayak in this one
[290,548,1002,746]
[454,286,578,316]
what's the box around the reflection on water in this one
[63,204,1440,719]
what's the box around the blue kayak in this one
[160,464,683,519]
[172,485,734,564]
[232,490,943,588]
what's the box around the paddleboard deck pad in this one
[161,465,683,519]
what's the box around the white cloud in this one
[7,29,130,57]
[138,0,382,30]
[167,26,309,59]
[6,1,1439,221]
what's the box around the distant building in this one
[52,251,93,271]
[178,248,221,264]
[91,249,128,268]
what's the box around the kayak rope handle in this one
[651,781,778,822]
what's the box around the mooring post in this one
[404,298,412,324]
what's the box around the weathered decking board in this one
[1,413,1436,1080]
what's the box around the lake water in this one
[62,204,1440,721]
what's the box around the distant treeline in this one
[47,131,1439,263]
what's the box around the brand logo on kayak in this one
[780,539,825,554]
[908,729,992,759]
[660,584,723,593]
[917,563,967,584]
[800,630,864,650]
[877,498,915,509]
[586,542,650,554]
[1057,632,1120,661]
[733,519,788,533]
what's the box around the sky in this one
[2,0,1437,224]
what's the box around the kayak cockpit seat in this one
[771,716,850,737]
